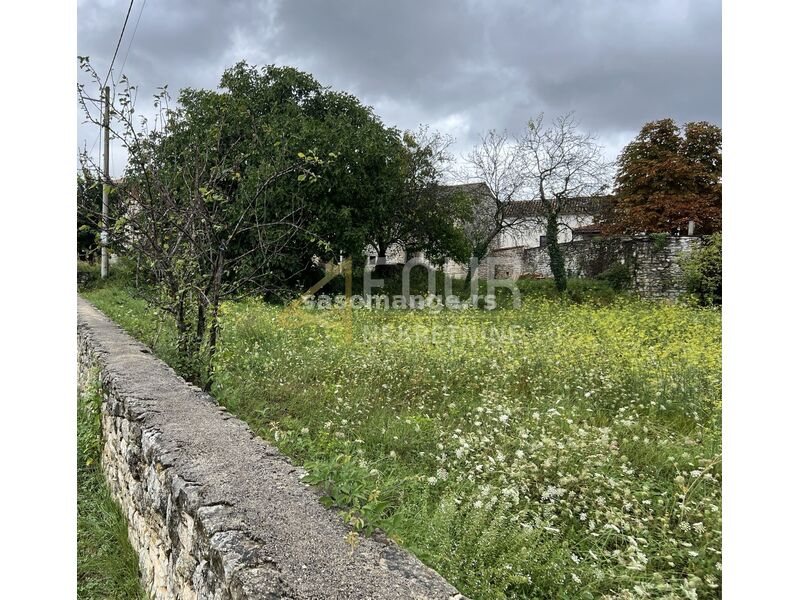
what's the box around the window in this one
[539,235,548,247]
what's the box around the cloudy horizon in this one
[77,0,721,179]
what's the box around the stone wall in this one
[475,246,526,280]
[520,235,701,301]
[77,297,465,600]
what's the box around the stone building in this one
[362,183,702,300]
[364,183,612,277]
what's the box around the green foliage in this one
[80,59,472,387]
[77,258,139,292]
[409,496,580,599]
[680,233,722,306]
[365,128,472,265]
[78,371,145,599]
[596,262,631,292]
[77,175,105,262]
[516,277,621,304]
[650,232,670,252]
[77,261,100,288]
[546,213,568,293]
[303,454,399,537]
[83,283,721,600]
[211,63,469,276]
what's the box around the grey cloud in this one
[78,0,720,174]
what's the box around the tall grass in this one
[83,281,721,600]
[77,369,145,600]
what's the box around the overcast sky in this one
[77,0,721,178]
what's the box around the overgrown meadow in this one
[84,285,721,600]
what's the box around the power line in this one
[117,0,147,82]
[102,0,136,89]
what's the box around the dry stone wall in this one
[521,235,701,301]
[77,297,466,600]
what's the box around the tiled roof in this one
[436,182,492,197]
[572,223,604,234]
[504,195,613,219]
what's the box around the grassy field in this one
[78,368,145,599]
[83,282,721,600]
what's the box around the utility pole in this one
[101,86,110,278]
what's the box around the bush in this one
[78,257,139,291]
[78,261,100,288]
[681,233,722,306]
[596,262,631,292]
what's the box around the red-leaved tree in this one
[603,119,721,235]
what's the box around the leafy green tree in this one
[191,63,470,279]
[78,59,470,382]
[79,59,324,385]
[364,127,472,268]
[77,174,102,261]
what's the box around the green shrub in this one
[680,233,722,306]
[77,261,100,289]
[596,262,631,292]
[78,257,140,292]
[650,232,670,252]
[302,453,399,537]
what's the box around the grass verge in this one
[77,369,145,600]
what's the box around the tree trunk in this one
[176,291,189,355]
[202,253,225,391]
[203,299,220,392]
[463,242,488,295]
[373,241,389,278]
[546,212,567,293]
[195,301,206,350]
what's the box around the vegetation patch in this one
[680,233,722,306]
[84,281,721,600]
[78,368,145,600]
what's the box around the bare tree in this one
[521,113,612,292]
[461,130,529,280]
[78,58,323,386]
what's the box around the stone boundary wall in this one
[475,246,526,280]
[77,297,465,600]
[520,235,702,301]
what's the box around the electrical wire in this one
[117,0,147,82]
[102,0,136,89]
